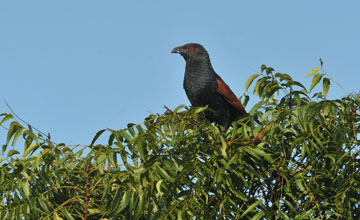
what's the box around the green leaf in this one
[294,207,315,219]
[96,152,106,164]
[60,208,75,220]
[177,210,183,220]
[285,80,307,90]
[6,121,23,146]
[11,128,24,146]
[251,211,264,220]
[118,191,131,213]
[133,167,147,175]
[156,180,164,196]
[22,180,30,198]
[87,208,101,215]
[240,199,262,218]
[309,73,324,92]
[38,196,50,212]
[275,72,292,82]
[261,64,267,72]
[156,165,175,183]
[254,78,267,96]
[242,95,250,108]
[23,143,40,158]
[283,199,296,212]
[220,136,228,159]
[0,113,14,125]
[134,194,145,219]
[322,77,330,98]
[7,149,20,157]
[244,146,273,163]
[118,129,132,142]
[174,104,185,112]
[90,129,106,147]
[245,74,260,92]
[53,212,64,220]
[305,67,319,77]
[192,106,208,114]
[295,178,305,192]
[266,67,274,74]
[278,210,290,220]
[264,84,281,100]
[108,133,115,145]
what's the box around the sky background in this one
[1,1,359,148]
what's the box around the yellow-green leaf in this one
[6,121,23,146]
[254,78,266,96]
[7,149,20,157]
[310,73,324,92]
[118,191,130,213]
[0,113,14,125]
[220,136,228,159]
[53,212,64,220]
[295,178,305,192]
[245,74,260,92]
[156,165,174,183]
[261,64,267,72]
[23,143,40,158]
[174,104,185,112]
[156,180,164,196]
[251,211,264,220]
[240,199,262,218]
[323,77,330,98]
[305,67,319,77]
[22,180,30,198]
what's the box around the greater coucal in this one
[172,43,247,131]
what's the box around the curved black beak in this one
[171,46,182,54]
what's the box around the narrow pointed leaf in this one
[261,64,267,72]
[310,73,324,92]
[90,129,106,147]
[245,74,260,92]
[323,77,330,98]
[305,67,319,77]
[240,199,262,218]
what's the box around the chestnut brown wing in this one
[216,76,246,113]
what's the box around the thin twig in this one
[0,124,8,131]
[4,99,48,137]
[4,99,57,145]
[323,71,348,95]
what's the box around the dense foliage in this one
[0,65,359,219]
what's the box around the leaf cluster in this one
[0,65,359,219]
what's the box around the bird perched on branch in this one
[172,43,247,131]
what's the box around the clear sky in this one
[1,1,359,147]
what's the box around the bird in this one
[172,43,247,131]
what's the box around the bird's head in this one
[171,43,209,62]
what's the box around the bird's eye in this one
[188,47,194,51]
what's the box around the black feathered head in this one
[171,43,210,62]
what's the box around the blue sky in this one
[1,1,359,146]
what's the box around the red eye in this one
[188,47,194,51]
